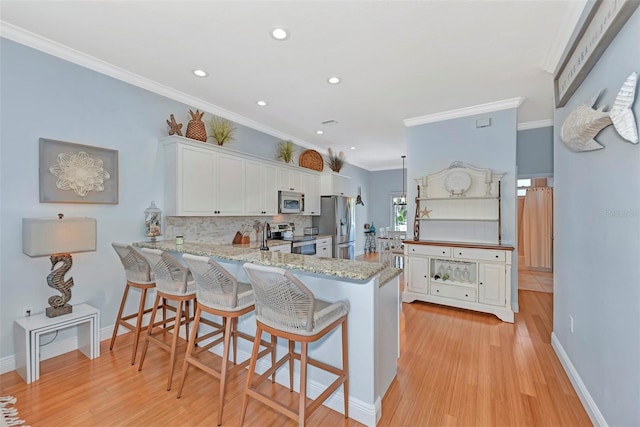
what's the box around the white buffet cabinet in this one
[403,241,514,322]
[162,136,324,216]
[404,162,514,322]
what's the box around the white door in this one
[179,145,216,215]
[216,154,245,215]
[478,263,506,306]
[407,256,428,293]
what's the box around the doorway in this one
[517,177,554,293]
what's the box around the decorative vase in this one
[185,109,207,142]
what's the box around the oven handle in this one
[291,240,317,248]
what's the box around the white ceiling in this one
[0,1,584,171]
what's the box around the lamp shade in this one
[22,217,97,257]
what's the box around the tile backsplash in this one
[165,215,313,244]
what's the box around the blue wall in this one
[553,7,640,426]
[517,126,553,177]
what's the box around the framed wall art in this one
[39,138,119,204]
[554,0,639,108]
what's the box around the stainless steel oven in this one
[291,238,316,256]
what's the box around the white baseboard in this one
[551,332,608,427]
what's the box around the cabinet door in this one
[278,168,303,192]
[303,173,321,215]
[179,145,216,215]
[245,161,278,215]
[406,256,428,293]
[315,245,332,258]
[216,154,245,215]
[478,263,506,306]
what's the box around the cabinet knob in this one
[459,252,462,255]
[480,282,483,285]
[465,294,468,297]
[436,289,440,293]
[495,255,499,258]
[442,251,446,254]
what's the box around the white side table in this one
[13,303,100,383]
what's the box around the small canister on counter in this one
[175,235,184,245]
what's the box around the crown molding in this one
[0,21,342,161]
[517,119,554,131]
[403,97,525,128]
[543,0,589,74]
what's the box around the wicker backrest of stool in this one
[111,243,154,284]
[140,248,193,295]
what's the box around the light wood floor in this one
[0,254,591,426]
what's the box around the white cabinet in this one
[217,153,245,215]
[405,255,428,293]
[315,237,333,258]
[245,160,278,215]
[303,173,322,215]
[403,243,513,322]
[269,243,291,253]
[321,172,352,196]
[278,167,303,192]
[164,141,244,216]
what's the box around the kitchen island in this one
[133,240,401,426]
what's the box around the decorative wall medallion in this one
[49,151,110,197]
[444,171,472,196]
[561,72,638,152]
[39,138,119,204]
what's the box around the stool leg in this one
[288,340,295,391]
[130,286,148,365]
[240,324,263,426]
[232,318,238,365]
[110,283,130,351]
[217,316,233,426]
[342,319,349,419]
[167,299,184,391]
[271,335,277,383]
[298,342,308,427]
[176,306,202,398]
[138,293,161,372]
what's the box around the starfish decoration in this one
[166,114,183,136]
[419,207,431,218]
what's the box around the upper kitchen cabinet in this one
[163,137,244,216]
[321,172,352,196]
[278,167,304,192]
[245,160,278,215]
[302,173,321,215]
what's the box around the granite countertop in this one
[133,240,390,282]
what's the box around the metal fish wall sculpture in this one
[561,72,638,152]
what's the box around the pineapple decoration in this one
[185,109,207,142]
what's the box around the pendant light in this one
[399,155,407,206]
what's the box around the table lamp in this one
[22,214,97,318]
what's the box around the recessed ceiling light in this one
[350,146,356,150]
[327,76,341,84]
[316,130,324,135]
[193,69,208,77]
[256,100,268,107]
[271,27,289,40]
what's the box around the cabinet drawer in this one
[453,248,505,262]
[430,283,477,302]
[315,237,332,246]
[407,245,451,257]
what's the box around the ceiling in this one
[0,1,584,171]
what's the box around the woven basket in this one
[299,149,324,171]
[186,120,207,142]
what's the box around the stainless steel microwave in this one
[278,191,304,214]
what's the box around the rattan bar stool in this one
[138,248,197,391]
[110,243,164,365]
[178,255,275,426]
[241,263,350,427]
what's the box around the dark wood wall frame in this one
[554,0,640,108]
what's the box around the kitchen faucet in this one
[260,222,270,251]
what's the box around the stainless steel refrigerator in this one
[312,196,355,260]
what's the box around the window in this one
[391,196,407,231]
[517,179,531,196]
